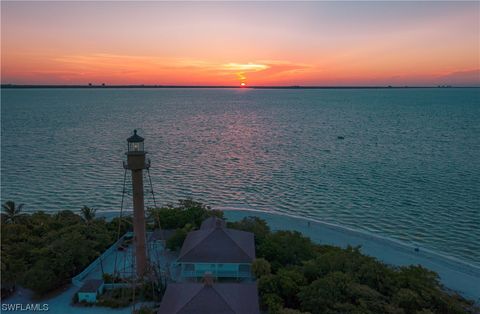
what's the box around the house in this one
[77,279,104,303]
[158,277,260,314]
[176,217,255,279]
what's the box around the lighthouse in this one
[124,129,149,277]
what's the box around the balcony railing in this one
[182,270,251,278]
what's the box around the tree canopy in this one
[147,198,223,230]
[1,199,220,297]
[231,216,479,314]
[1,203,122,296]
[2,201,478,314]
[1,200,26,224]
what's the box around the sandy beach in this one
[3,208,479,313]
[221,209,480,303]
[101,208,480,302]
[3,2,479,313]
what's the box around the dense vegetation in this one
[0,202,130,296]
[147,198,223,230]
[2,200,478,314]
[146,199,223,250]
[228,217,479,314]
[0,199,220,297]
[94,281,162,308]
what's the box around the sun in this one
[240,82,246,87]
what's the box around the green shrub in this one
[258,231,315,271]
[148,199,223,230]
[252,258,271,278]
[166,223,194,251]
[135,306,156,314]
[227,216,270,245]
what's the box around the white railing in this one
[71,232,134,287]
[182,270,251,278]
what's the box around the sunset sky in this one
[1,1,479,86]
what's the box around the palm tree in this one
[80,206,96,223]
[1,201,25,224]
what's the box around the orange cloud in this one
[12,53,313,85]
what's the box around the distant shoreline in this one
[2,84,478,89]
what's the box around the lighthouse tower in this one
[124,129,149,277]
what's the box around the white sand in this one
[222,209,480,303]
[4,208,478,313]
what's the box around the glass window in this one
[128,142,144,152]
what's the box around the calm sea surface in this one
[1,88,479,266]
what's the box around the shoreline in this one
[2,85,479,89]
[99,207,480,272]
[99,207,480,302]
[219,207,480,273]
[3,207,479,312]
[220,208,480,302]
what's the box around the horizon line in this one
[2,84,479,89]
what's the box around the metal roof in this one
[127,129,144,143]
[157,282,260,314]
[177,219,255,263]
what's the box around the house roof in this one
[200,216,226,230]
[177,219,255,263]
[157,282,260,314]
[78,279,103,293]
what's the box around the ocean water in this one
[1,88,479,267]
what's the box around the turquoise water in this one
[1,88,479,267]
